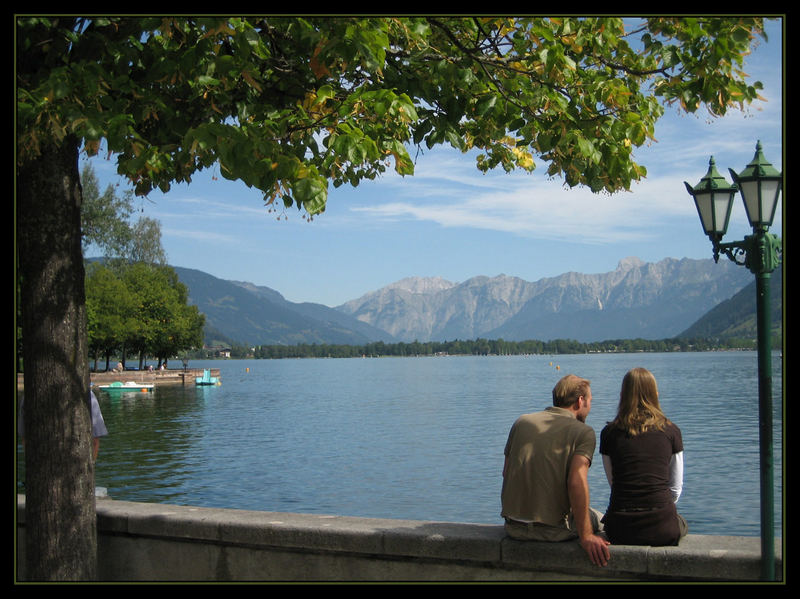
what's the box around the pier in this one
[16,368,222,391]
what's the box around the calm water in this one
[17,352,783,537]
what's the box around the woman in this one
[600,368,688,546]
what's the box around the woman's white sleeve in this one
[669,451,684,502]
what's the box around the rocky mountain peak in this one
[617,256,646,271]
[386,276,457,295]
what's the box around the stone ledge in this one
[16,495,783,582]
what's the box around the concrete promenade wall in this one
[16,495,782,582]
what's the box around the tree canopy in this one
[15,16,774,581]
[18,17,768,210]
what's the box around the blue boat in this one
[195,369,220,386]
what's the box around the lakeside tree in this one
[79,163,135,259]
[80,163,168,266]
[16,16,773,580]
[85,262,204,370]
[119,263,205,368]
[126,218,167,265]
[85,263,136,371]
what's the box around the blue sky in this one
[84,19,783,308]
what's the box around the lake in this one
[17,351,783,537]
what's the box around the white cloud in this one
[161,227,240,244]
[350,147,708,245]
[372,152,778,243]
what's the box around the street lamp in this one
[685,140,782,581]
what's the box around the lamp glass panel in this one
[713,194,733,234]
[741,179,780,227]
[694,192,715,234]
[695,190,733,235]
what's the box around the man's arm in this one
[567,454,610,567]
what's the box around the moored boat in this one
[195,369,220,386]
[97,381,154,392]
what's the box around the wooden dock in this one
[17,368,222,391]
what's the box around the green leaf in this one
[316,84,336,103]
[474,95,497,117]
[292,175,328,215]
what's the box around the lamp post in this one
[684,140,782,581]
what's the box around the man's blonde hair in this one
[552,374,591,408]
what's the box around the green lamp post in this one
[685,140,782,581]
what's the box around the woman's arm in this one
[669,451,684,502]
[601,454,613,488]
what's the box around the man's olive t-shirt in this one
[501,406,596,526]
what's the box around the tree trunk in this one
[17,136,97,580]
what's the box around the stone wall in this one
[15,495,782,582]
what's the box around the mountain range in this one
[174,256,777,347]
[174,266,396,346]
[679,264,782,340]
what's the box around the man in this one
[501,374,610,567]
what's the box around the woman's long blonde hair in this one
[609,368,669,435]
